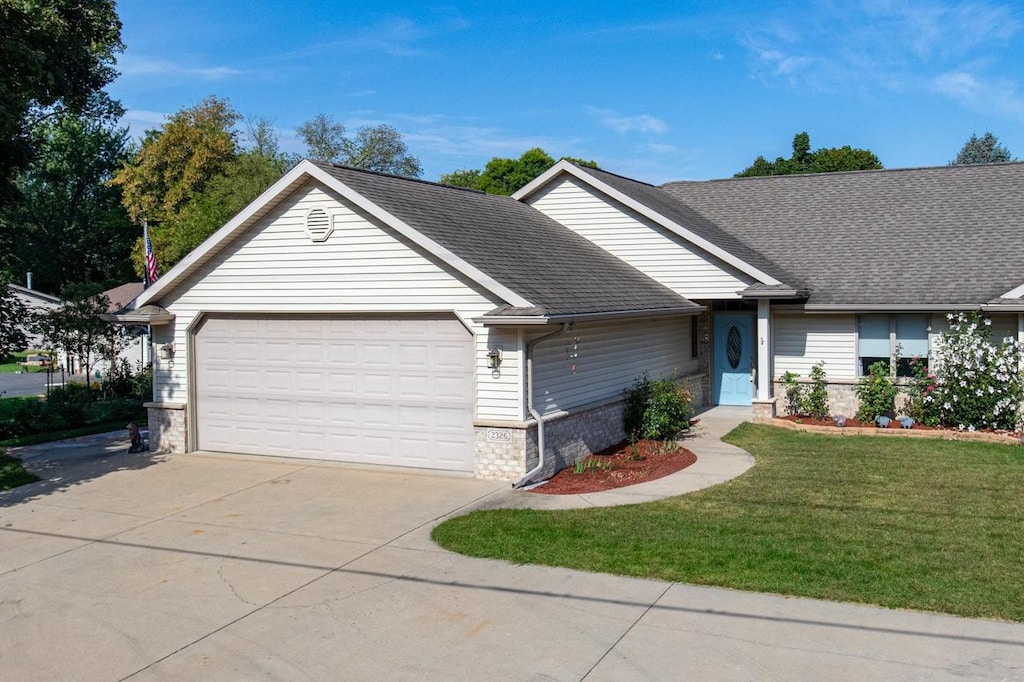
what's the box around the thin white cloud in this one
[117,54,245,80]
[933,70,1024,118]
[740,1,1024,116]
[589,108,669,135]
[119,109,169,138]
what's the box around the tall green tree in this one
[296,113,422,177]
[1,100,134,293]
[735,132,882,177]
[116,102,298,275]
[0,279,27,359]
[111,96,241,225]
[296,113,346,163]
[439,149,598,195]
[0,0,123,200]
[950,132,1013,165]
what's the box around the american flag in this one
[144,221,159,286]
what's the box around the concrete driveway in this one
[1,434,1022,680]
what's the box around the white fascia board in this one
[510,159,577,200]
[136,160,315,307]
[138,160,534,310]
[1001,282,1024,299]
[514,162,783,287]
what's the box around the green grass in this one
[432,423,1024,621]
[0,452,39,490]
[0,350,51,373]
[0,421,131,448]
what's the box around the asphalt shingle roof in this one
[660,163,1024,306]
[314,162,699,317]
[572,165,798,286]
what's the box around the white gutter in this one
[512,323,570,489]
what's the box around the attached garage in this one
[130,160,702,482]
[193,314,475,472]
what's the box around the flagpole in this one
[143,219,149,289]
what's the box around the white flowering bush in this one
[926,312,1024,431]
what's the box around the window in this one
[857,314,929,377]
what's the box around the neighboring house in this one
[9,283,59,352]
[95,282,149,376]
[113,159,1024,482]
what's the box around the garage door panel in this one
[361,373,393,398]
[196,315,474,472]
[434,376,471,400]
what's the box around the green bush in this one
[623,373,693,440]
[801,362,830,419]
[854,361,898,421]
[779,371,804,415]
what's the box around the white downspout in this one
[512,322,570,489]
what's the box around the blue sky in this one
[109,0,1024,183]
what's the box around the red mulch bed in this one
[529,439,697,495]
[777,414,939,430]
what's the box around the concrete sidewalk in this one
[1,416,1021,680]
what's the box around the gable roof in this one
[514,160,796,288]
[9,284,59,307]
[102,282,145,314]
[661,162,1024,308]
[136,160,698,320]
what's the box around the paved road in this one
[0,371,86,398]
[0,432,1021,680]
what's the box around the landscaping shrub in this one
[801,362,830,419]
[854,360,898,422]
[904,356,941,426]
[928,312,1024,430]
[779,371,803,415]
[623,373,693,440]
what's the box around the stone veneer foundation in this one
[474,373,707,482]
[145,402,187,454]
[146,374,708,482]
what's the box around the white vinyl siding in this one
[532,317,696,415]
[151,180,523,422]
[527,177,754,299]
[773,314,857,380]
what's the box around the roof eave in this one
[102,306,175,325]
[782,303,989,313]
[475,304,705,326]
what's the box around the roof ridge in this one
[662,160,1024,186]
[568,162,658,188]
[311,160,487,195]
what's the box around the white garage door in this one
[195,315,475,472]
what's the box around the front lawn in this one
[0,452,39,490]
[432,423,1024,621]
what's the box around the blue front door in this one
[714,315,753,406]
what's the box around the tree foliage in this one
[735,132,882,177]
[0,0,123,199]
[111,96,241,224]
[0,280,27,359]
[296,113,345,163]
[112,99,297,276]
[32,285,111,380]
[297,113,422,177]
[439,148,599,195]
[0,101,135,293]
[949,131,1013,165]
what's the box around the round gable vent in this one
[305,208,334,242]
